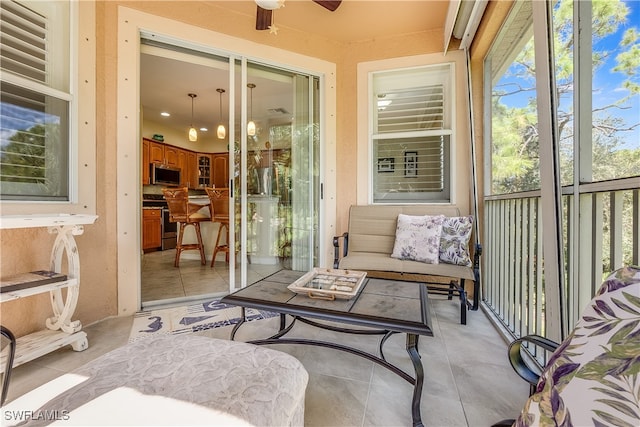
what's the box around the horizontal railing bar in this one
[563,176,640,194]
[486,177,639,202]
[485,190,541,201]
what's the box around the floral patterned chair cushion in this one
[390,214,445,264]
[513,266,640,427]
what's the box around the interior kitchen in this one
[139,42,312,308]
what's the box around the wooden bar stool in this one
[205,187,230,267]
[162,187,208,267]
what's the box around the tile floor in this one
[4,292,530,426]
[141,250,282,304]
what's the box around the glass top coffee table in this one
[220,269,433,427]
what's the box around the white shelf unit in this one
[0,214,98,373]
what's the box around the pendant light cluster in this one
[188,93,197,142]
[247,83,256,136]
[185,85,257,141]
[216,88,226,139]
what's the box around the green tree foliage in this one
[491,0,640,194]
[0,123,47,183]
[0,120,65,198]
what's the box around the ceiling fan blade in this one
[312,0,342,12]
[256,6,273,30]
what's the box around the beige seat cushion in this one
[339,252,475,281]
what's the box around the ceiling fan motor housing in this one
[255,0,342,31]
[255,0,285,10]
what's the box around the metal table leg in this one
[230,311,426,426]
[230,307,246,340]
[406,333,424,427]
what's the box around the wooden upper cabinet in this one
[187,151,198,189]
[164,145,179,166]
[176,149,188,187]
[197,154,212,188]
[142,139,150,185]
[212,153,229,188]
[149,141,165,164]
[142,138,220,190]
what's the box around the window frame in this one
[369,63,454,204]
[0,0,96,215]
[357,52,467,207]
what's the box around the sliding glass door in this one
[139,38,321,307]
[231,60,320,290]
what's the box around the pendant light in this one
[188,93,197,142]
[216,88,226,139]
[247,83,256,136]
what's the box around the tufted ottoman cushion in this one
[6,334,308,426]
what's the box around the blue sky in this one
[0,103,58,147]
[594,0,639,149]
[496,0,639,150]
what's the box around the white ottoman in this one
[5,335,308,426]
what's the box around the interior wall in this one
[2,0,478,337]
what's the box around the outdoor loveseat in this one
[333,205,481,324]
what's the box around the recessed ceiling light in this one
[200,127,208,132]
[160,112,170,117]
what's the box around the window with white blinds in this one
[371,64,452,203]
[0,0,72,201]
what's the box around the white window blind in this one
[376,84,445,133]
[0,0,47,84]
[375,136,445,193]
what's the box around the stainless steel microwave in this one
[151,163,181,186]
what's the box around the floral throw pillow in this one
[439,216,473,266]
[391,214,445,264]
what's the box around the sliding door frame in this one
[116,6,336,314]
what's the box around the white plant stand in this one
[0,214,98,372]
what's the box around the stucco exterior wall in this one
[2,0,472,337]
[336,30,445,232]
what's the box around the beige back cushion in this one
[347,205,462,254]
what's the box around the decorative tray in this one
[287,268,367,301]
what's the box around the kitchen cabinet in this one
[142,138,215,189]
[149,140,165,164]
[142,208,162,251]
[212,153,229,188]
[187,151,198,189]
[197,154,212,188]
[147,139,178,167]
[142,138,150,185]
[164,145,179,166]
[177,149,188,187]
